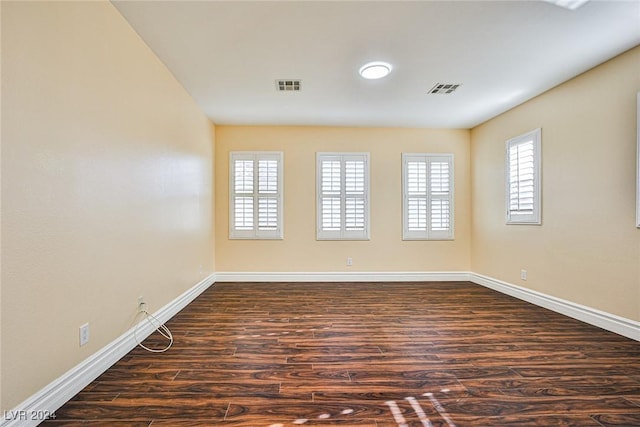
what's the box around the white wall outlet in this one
[521,269,528,281]
[346,257,353,266]
[79,323,90,346]
[138,296,146,310]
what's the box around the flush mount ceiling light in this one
[543,0,590,10]
[359,61,392,80]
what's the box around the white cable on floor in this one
[133,305,173,353]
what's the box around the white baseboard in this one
[215,271,472,282]
[470,273,640,341]
[1,273,216,427]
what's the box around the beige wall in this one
[471,46,640,322]
[1,1,214,410]
[215,126,471,272]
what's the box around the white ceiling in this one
[113,0,640,129]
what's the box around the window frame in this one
[229,151,284,239]
[316,152,370,241]
[505,128,542,225]
[402,153,455,241]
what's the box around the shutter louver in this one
[234,160,253,194]
[322,160,341,193]
[345,198,365,230]
[407,198,427,231]
[430,199,450,231]
[321,197,341,230]
[407,161,427,194]
[258,198,278,230]
[234,197,253,230]
[258,160,278,194]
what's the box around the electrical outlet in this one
[79,323,90,346]
[521,269,527,281]
[346,257,353,267]
[138,296,145,310]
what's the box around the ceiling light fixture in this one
[543,0,590,10]
[359,61,392,80]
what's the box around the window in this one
[229,152,283,239]
[402,153,454,240]
[506,128,541,224]
[317,153,370,240]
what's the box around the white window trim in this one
[505,128,542,225]
[402,153,455,241]
[316,152,370,241]
[229,151,284,239]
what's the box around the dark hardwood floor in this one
[44,282,640,426]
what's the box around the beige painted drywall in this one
[215,126,470,272]
[1,1,213,410]
[471,46,640,322]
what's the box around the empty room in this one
[2,0,639,426]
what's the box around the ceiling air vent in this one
[429,83,461,95]
[276,80,301,92]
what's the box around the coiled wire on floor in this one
[133,305,173,353]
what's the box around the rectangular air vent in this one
[276,80,301,92]
[429,83,461,94]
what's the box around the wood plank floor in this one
[44,282,640,426]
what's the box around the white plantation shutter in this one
[430,161,451,233]
[345,160,366,231]
[506,129,541,224]
[321,160,341,231]
[233,160,254,230]
[258,198,278,230]
[230,152,283,239]
[317,153,369,240]
[402,153,454,240]
[257,159,279,231]
[406,161,427,232]
[234,197,254,230]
